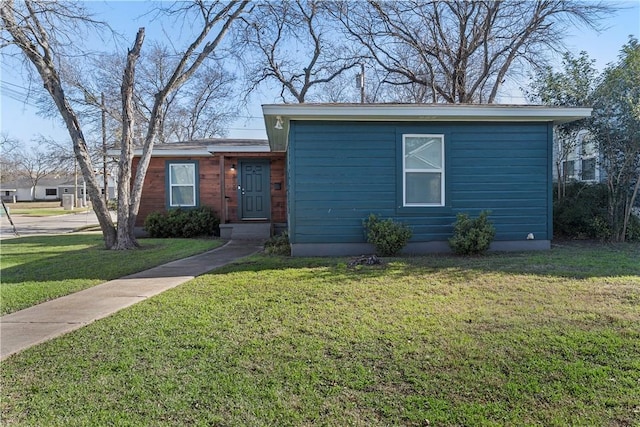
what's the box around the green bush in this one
[448,211,496,256]
[363,214,412,257]
[554,183,609,239]
[264,232,291,256]
[143,206,220,238]
[625,213,640,242]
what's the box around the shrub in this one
[144,206,220,238]
[590,216,612,241]
[625,213,640,242]
[363,214,412,257]
[264,232,291,256]
[554,183,609,239]
[448,211,496,256]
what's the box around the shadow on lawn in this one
[0,235,203,284]
[210,241,640,280]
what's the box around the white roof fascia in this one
[148,150,213,157]
[206,145,270,153]
[262,104,592,124]
[107,149,213,157]
[107,146,270,157]
[262,104,592,153]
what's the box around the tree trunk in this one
[113,28,145,250]
[556,161,562,201]
[1,0,117,248]
[621,172,640,242]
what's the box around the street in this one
[0,210,109,240]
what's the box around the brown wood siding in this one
[133,153,286,227]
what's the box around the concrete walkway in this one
[0,240,264,361]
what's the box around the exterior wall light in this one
[274,116,284,130]
[230,164,236,171]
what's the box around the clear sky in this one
[1,0,639,147]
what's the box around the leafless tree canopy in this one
[1,0,249,249]
[1,136,73,200]
[237,0,364,103]
[332,0,613,103]
[135,43,237,143]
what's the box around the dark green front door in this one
[239,160,270,220]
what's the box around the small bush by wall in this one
[143,206,220,238]
[363,214,412,257]
[448,211,496,256]
[264,232,291,256]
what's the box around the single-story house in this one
[1,177,72,202]
[264,103,591,256]
[133,104,591,255]
[1,176,116,203]
[132,139,286,239]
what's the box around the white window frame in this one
[403,134,445,207]
[581,157,597,182]
[168,162,197,207]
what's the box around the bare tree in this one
[5,137,70,200]
[1,0,249,249]
[135,43,237,143]
[333,0,613,104]
[57,40,238,149]
[237,0,363,103]
[1,0,115,238]
[0,134,21,183]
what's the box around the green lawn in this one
[1,243,638,426]
[0,234,222,315]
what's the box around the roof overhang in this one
[106,139,270,157]
[206,144,270,153]
[262,103,593,152]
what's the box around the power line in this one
[1,80,41,108]
[1,87,40,108]
[2,80,29,90]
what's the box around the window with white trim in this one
[563,160,576,180]
[403,134,445,206]
[581,157,596,181]
[168,162,197,207]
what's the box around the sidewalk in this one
[0,240,264,361]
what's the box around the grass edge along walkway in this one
[0,234,224,315]
[0,240,263,360]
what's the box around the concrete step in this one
[220,223,271,240]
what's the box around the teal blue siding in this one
[288,121,553,245]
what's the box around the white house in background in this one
[553,129,602,183]
[0,175,116,202]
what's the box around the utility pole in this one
[356,63,365,103]
[74,158,78,209]
[101,92,108,205]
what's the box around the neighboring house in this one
[132,104,590,255]
[553,129,602,183]
[131,139,286,239]
[261,103,591,256]
[0,177,72,202]
[0,175,116,203]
